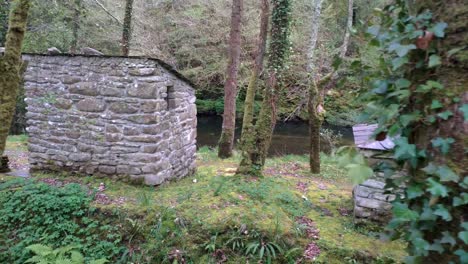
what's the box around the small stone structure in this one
[352,124,398,222]
[353,176,396,223]
[23,54,197,185]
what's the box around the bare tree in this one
[121,0,134,56]
[307,0,324,173]
[70,0,82,54]
[340,0,353,58]
[218,0,243,158]
[0,0,31,172]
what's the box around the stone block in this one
[101,87,124,97]
[109,102,138,114]
[129,68,155,76]
[355,196,392,210]
[128,83,156,99]
[69,153,91,162]
[69,82,99,96]
[62,76,81,84]
[76,98,106,112]
[127,114,160,124]
[54,98,73,109]
[99,165,116,174]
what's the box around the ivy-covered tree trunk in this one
[121,0,134,56]
[218,0,243,158]
[409,0,467,262]
[0,0,30,172]
[237,0,292,176]
[239,0,269,156]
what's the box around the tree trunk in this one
[309,81,321,173]
[0,0,31,171]
[70,0,81,54]
[237,0,292,176]
[339,0,353,58]
[121,0,134,56]
[309,73,333,173]
[306,0,323,74]
[409,0,467,262]
[307,0,324,173]
[218,0,243,158]
[238,0,269,156]
[0,1,9,46]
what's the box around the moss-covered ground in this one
[1,136,406,263]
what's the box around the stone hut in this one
[22,54,197,185]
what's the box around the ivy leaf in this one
[459,104,468,121]
[458,231,468,244]
[431,22,448,38]
[346,164,373,185]
[396,44,416,57]
[367,25,380,36]
[436,165,459,182]
[422,162,437,174]
[427,178,449,197]
[438,110,453,120]
[448,46,465,58]
[453,193,468,206]
[455,249,468,263]
[427,80,443,89]
[406,185,424,199]
[428,55,441,68]
[395,78,411,89]
[441,231,456,246]
[434,205,452,221]
[392,202,418,221]
[431,137,455,155]
[392,57,408,70]
[400,113,420,126]
[394,137,417,160]
[430,100,443,109]
[372,80,388,94]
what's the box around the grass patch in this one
[5,134,28,151]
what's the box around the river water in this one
[197,115,354,156]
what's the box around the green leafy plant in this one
[348,0,467,262]
[25,244,107,264]
[245,240,283,264]
[0,180,125,263]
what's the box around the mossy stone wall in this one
[23,54,197,185]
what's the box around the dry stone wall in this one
[23,54,197,185]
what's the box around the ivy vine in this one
[339,0,467,263]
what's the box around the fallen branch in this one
[90,0,123,25]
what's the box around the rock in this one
[81,47,104,56]
[0,47,4,54]
[76,98,106,112]
[69,153,91,162]
[109,102,138,114]
[69,82,99,96]
[47,47,62,55]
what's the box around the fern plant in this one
[25,244,107,264]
